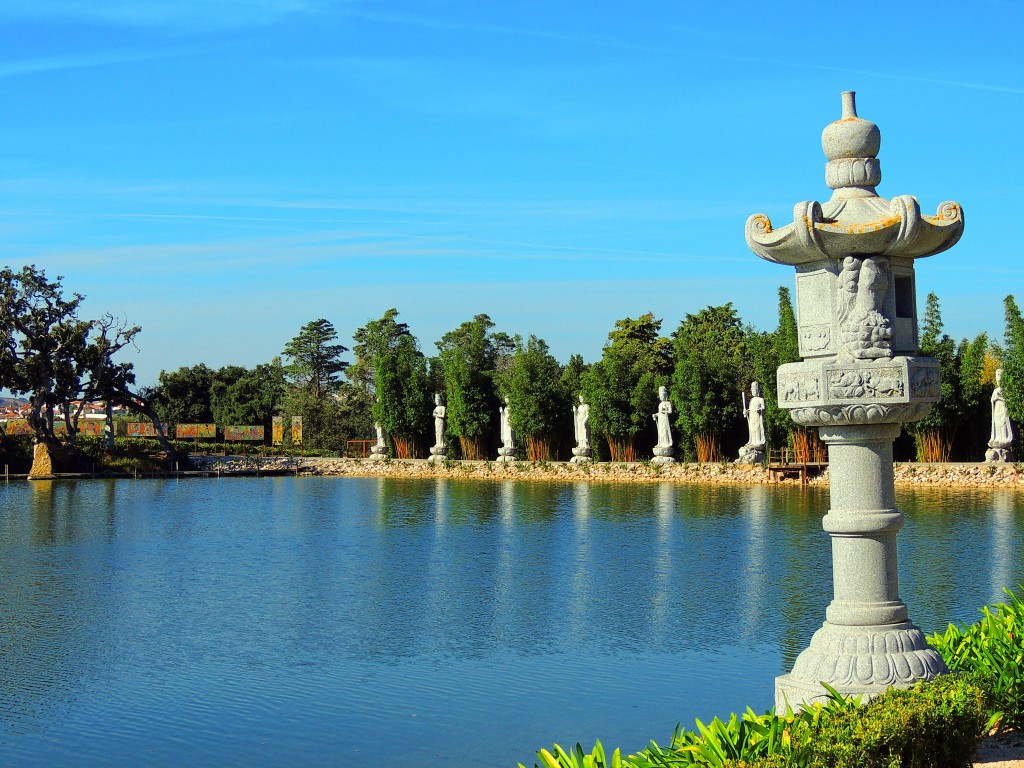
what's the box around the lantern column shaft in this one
[822,424,907,627]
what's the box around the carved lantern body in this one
[745,92,963,709]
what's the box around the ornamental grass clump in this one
[927,585,1024,731]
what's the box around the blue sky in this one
[1,1,1022,387]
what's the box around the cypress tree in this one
[1003,295,1024,427]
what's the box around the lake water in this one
[1,477,1021,767]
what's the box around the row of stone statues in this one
[369,372,1016,463]
[369,383,766,462]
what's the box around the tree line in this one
[2,263,1022,468]
[147,290,1024,464]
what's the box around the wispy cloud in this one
[801,62,1024,96]
[27,228,705,273]
[0,48,184,78]
[314,10,1024,96]
[0,0,342,30]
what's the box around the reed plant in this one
[790,428,825,463]
[392,436,415,459]
[914,429,952,463]
[694,434,719,463]
[605,438,636,463]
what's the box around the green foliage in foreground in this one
[522,675,987,768]
[928,585,1024,731]
[526,588,1024,768]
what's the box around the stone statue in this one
[428,394,447,462]
[737,382,766,463]
[986,369,1015,463]
[570,395,592,463]
[651,385,675,464]
[369,422,387,460]
[496,398,515,462]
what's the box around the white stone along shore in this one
[189,455,1024,489]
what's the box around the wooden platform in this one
[767,449,828,484]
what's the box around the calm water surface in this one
[0,477,1022,767]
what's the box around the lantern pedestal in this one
[775,422,947,710]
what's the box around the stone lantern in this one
[745,92,964,709]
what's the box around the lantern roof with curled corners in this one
[745,91,964,266]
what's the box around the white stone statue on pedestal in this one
[570,395,592,463]
[428,394,447,462]
[986,368,1015,463]
[737,382,767,463]
[496,398,515,462]
[651,385,675,464]
[369,422,387,460]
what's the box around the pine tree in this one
[766,286,803,458]
[282,319,349,399]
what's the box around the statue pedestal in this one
[570,447,592,464]
[736,445,765,464]
[986,446,1014,464]
[651,446,674,465]
[495,448,515,463]
[369,446,387,461]
[427,445,446,463]
[775,423,946,710]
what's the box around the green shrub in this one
[807,674,987,768]
[928,585,1024,731]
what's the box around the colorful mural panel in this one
[223,426,265,442]
[78,420,105,436]
[272,416,284,446]
[291,416,303,446]
[176,424,217,439]
[127,422,166,438]
[2,419,33,436]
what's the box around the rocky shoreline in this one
[189,455,1024,488]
